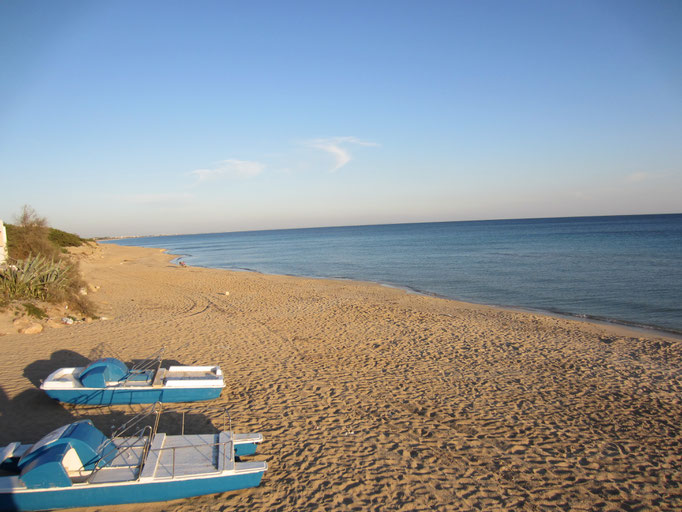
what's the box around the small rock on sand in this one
[19,323,43,334]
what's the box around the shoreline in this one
[102,213,682,338]
[165,249,682,341]
[378,281,682,340]
[1,242,680,511]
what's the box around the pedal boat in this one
[0,407,266,511]
[40,357,225,405]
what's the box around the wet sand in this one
[1,243,681,511]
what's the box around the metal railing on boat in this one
[74,404,238,482]
[138,438,233,480]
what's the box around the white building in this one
[0,219,7,266]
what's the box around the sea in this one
[103,214,682,335]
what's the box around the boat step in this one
[151,368,167,387]
[139,433,166,479]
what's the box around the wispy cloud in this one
[191,159,265,182]
[189,138,377,181]
[305,136,379,172]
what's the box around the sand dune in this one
[1,243,680,511]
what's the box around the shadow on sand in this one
[22,349,91,388]
[0,348,215,446]
[0,382,222,446]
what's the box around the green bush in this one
[48,228,89,248]
[6,225,89,258]
[0,255,71,301]
[5,223,60,261]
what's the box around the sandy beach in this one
[1,242,681,511]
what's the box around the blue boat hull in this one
[0,470,264,511]
[43,386,223,405]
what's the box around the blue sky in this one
[1,0,680,237]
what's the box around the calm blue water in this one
[104,214,682,334]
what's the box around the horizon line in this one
[96,211,682,240]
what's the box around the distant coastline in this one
[98,212,681,240]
